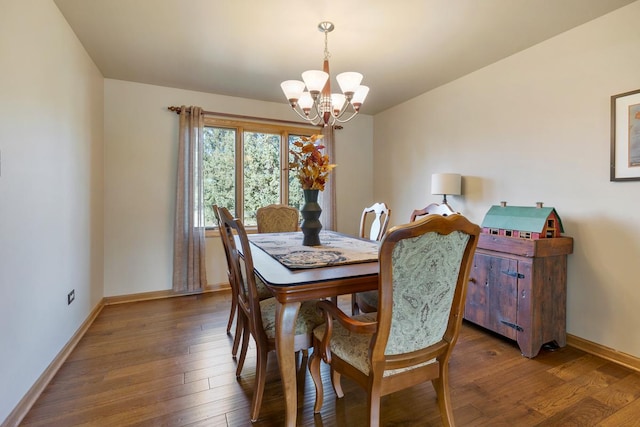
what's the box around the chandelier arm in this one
[332,110,359,124]
[290,105,322,124]
[312,100,325,121]
[331,99,356,121]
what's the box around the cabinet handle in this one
[501,269,524,279]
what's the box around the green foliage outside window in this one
[203,127,235,227]
[202,121,311,228]
[243,132,280,226]
[288,135,305,210]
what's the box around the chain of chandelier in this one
[280,21,369,127]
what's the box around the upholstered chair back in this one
[384,230,470,355]
[256,204,299,233]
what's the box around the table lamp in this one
[431,173,461,209]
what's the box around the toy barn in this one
[481,202,564,240]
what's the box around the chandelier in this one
[280,21,369,127]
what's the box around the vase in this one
[300,189,322,246]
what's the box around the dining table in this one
[239,230,380,427]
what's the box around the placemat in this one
[248,231,379,269]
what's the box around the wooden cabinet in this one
[464,234,573,358]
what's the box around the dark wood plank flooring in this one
[20,292,640,426]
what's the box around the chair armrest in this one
[316,300,377,334]
[316,299,378,364]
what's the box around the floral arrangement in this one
[289,134,337,191]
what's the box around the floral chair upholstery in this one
[216,206,324,423]
[309,214,480,427]
[256,204,299,233]
[355,207,456,315]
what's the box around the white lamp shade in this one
[301,70,329,93]
[331,93,346,115]
[351,85,369,105]
[336,72,363,94]
[431,173,461,196]
[298,92,314,110]
[280,80,305,100]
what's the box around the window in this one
[202,117,315,228]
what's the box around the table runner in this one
[248,231,379,269]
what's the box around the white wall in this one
[374,1,640,358]
[0,0,104,423]
[104,80,373,296]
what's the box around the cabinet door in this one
[465,253,518,340]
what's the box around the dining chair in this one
[352,202,391,314]
[214,205,272,358]
[355,205,459,315]
[216,206,324,422]
[256,203,299,233]
[309,214,480,427]
[358,202,391,241]
[410,202,456,222]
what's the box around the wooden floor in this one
[20,292,640,427]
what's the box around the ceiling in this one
[53,0,635,115]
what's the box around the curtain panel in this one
[173,106,208,292]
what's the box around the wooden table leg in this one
[275,300,301,427]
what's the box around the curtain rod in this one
[167,106,340,129]
[167,106,342,130]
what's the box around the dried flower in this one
[288,135,337,191]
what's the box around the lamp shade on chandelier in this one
[281,21,369,127]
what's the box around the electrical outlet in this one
[67,289,75,305]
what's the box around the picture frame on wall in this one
[611,89,640,181]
